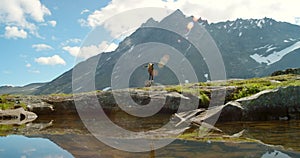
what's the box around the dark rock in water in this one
[40,97,76,115]
[218,101,244,122]
[27,101,55,115]
[21,95,76,115]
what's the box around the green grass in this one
[24,74,300,108]
[225,75,300,100]
[199,91,210,105]
[0,94,27,110]
[0,103,15,110]
[164,84,211,104]
[0,124,25,136]
[132,74,300,105]
[50,93,73,97]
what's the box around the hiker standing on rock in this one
[147,63,154,81]
[144,63,154,87]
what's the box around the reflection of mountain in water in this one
[1,112,300,157]
[2,134,296,158]
[0,135,73,158]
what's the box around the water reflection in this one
[216,120,300,151]
[261,150,291,158]
[0,135,73,158]
[2,134,298,158]
[0,112,300,157]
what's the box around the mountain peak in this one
[174,9,184,16]
[29,11,300,95]
[142,9,186,28]
[141,17,159,27]
[167,9,186,19]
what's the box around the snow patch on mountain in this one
[266,46,277,53]
[250,41,300,65]
[284,38,297,43]
[256,19,264,28]
[211,17,276,34]
[239,32,243,37]
[254,44,269,51]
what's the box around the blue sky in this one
[0,0,111,86]
[0,0,299,86]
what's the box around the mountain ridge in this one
[5,9,300,95]
[0,82,46,95]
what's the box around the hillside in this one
[23,10,300,94]
[0,83,46,95]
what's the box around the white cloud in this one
[78,18,89,27]
[81,9,90,15]
[4,26,27,39]
[83,0,300,38]
[0,0,51,36]
[62,46,80,57]
[40,20,57,27]
[35,55,66,66]
[61,38,82,46]
[85,5,171,38]
[28,70,40,74]
[48,20,57,27]
[63,41,118,59]
[26,63,31,68]
[32,44,53,51]
[68,38,81,43]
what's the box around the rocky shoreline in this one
[18,85,300,122]
[1,74,300,123]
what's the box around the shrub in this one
[199,92,210,105]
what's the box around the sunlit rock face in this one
[221,86,300,121]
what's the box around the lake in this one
[1,111,300,158]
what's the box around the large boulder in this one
[74,90,199,114]
[27,90,200,115]
[218,101,244,122]
[25,86,300,122]
[220,86,300,121]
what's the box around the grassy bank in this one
[2,74,299,110]
[0,94,26,110]
[138,74,300,104]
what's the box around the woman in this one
[147,63,154,81]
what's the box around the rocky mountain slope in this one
[22,10,300,94]
[0,83,46,95]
